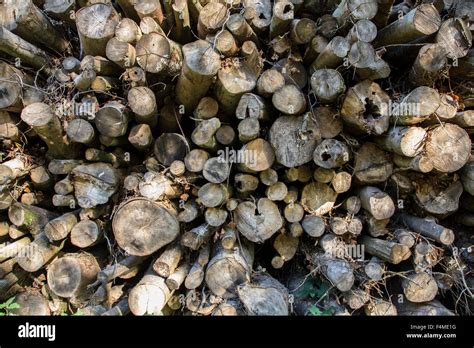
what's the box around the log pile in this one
[0,0,473,316]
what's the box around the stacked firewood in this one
[0,0,473,316]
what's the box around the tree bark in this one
[185,244,210,290]
[256,70,285,100]
[0,0,68,52]
[21,102,79,159]
[373,0,394,28]
[198,183,230,208]
[197,2,228,38]
[47,252,100,298]
[236,93,269,121]
[96,255,147,284]
[269,0,294,39]
[70,220,103,248]
[166,262,190,290]
[44,212,78,242]
[309,36,350,72]
[313,139,350,169]
[436,18,472,59]
[181,224,216,251]
[215,59,257,115]
[136,33,182,76]
[361,235,412,264]
[227,13,259,45]
[115,18,142,44]
[409,44,447,86]
[0,27,52,73]
[359,186,395,220]
[175,40,221,112]
[154,133,189,166]
[134,0,166,31]
[333,0,378,26]
[346,19,377,44]
[373,4,441,47]
[94,101,129,138]
[112,198,180,256]
[152,242,183,278]
[106,38,136,69]
[400,213,455,246]
[235,198,283,243]
[128,268,171,315]
[116,0,139,22]
[340,80,390,135]
[128,87,157,126]
[71,163,120,208]
[66,119,96,145]
[301,182,337,216]
[269,115,320,168]
[425,124,471,173]
[76,3,120,57]
[374,126,426,157]
[44,0,76,28]
[8,202,58,235]
[450,48,474,80]
[313,253,354,291]
[310,69,345,104]
[393,154,433,173]
[402,271,438,303]
[239,138,275,173]
[16,233,63,272]
[205,239,254,298]
[237,273,289,315]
